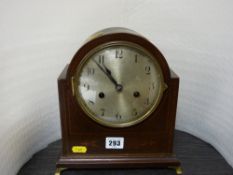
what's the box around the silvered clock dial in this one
[73,42,167,127]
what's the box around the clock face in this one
[74,42,165,127]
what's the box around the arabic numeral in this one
[109,140,113,146]
[100,108,105,116]
[83,83,90,90]
[115,49,123,59]
[87,67,95,75]
[145,66,151,75]
[105,137,124,149]
[152,82,155,89]
[109,140,120,146]
[135,54,138,63]
[98,55,104,64]
[132,108,138,116]
[116,113,122,119]
[88,100,95,105]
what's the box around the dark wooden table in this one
[18,130,233,175]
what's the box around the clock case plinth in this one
[56,28,181,172]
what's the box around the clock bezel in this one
[73,41,167,128]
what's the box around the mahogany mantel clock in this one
[56,27,181,174]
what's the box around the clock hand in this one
[93,60,123,92]
[102,63,124,92]
[102,63,112,77]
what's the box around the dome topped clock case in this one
[56,28,181,173]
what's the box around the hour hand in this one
[93,60,123,92]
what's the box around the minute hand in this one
[93,60,119,87]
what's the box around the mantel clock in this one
[55,27,181,174]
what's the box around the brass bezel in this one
[72,41,167,128]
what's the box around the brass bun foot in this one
[175,166,183,174]
[55,168,67,175]
[169,166,182,174]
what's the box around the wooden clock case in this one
[56,28,181,173]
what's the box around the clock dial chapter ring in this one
[74,41,166,128]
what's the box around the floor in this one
[18,130,233,175]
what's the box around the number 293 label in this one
[105,137,124,149]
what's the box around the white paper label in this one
[105,137,124,149]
